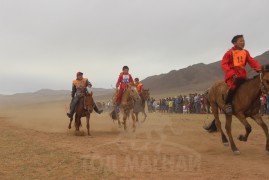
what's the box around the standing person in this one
[116,66,134,106]
[147,100,152,113]
[169,98,174,113]
[222,35,261,115]
[178,95,184,114]
[189,95,194,113]
[67,72,103,120]
[267,94,269,114]
[264,95,267,114]
[194,93,200,114]
[162,99,166,113]
[159,99,162,113]
[152,99,157,112]
[175,96,180,113]
[260,95,266,116]
[202,94,208,113]
[166,98,169,113]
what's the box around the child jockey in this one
[222,35,261,115]
[116,66,134,105]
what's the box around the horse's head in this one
[127,85,140,101]
[141,89,151,101]
[261,65,269,94]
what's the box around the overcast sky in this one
[0,0,269,94]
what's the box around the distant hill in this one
[0,88,113,110]
[142,50,269,95]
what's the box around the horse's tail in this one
[110,110,117,120]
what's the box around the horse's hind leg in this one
[135,112,139,122]
[211,103,229,146]
[235,113,252,142]
[225,114,240,155]
[123,113,127,130]
[251,114,269,154]
[142,110,147,123]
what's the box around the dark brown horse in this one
[133,89,150,123]
[207,65,269,155]
[68,92,94,136]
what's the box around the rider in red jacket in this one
[116,66,134,105]
[221,35,261,114]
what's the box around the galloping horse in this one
[133,89,150,123]
[207,65,269,155]
[111,84,140,131]
[68,92,94,136]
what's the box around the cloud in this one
[0,0,269,94]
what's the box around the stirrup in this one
[116,105,120,113]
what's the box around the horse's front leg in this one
[75,114,80,131]
[86,113,91,136]
[68,118,73,129]
[251,114,269,154]
[132,111,136,132]
[117,112,122,128]
[123,112,127,130]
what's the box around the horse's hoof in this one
[233,150,241,155]
[238,135,247,142]
[223,142,229,147]
[68,125,71,129]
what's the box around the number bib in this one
[232,50,246,68]
[122,75,130,83]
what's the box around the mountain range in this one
[142,50,269,95]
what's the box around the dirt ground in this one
[0,101,269,180]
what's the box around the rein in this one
[260,73,269,94]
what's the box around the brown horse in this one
[111,84,140,131]
[207,65,269,155]
[133,89,150,123]
[68,92,94,136]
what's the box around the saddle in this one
[222,78,247,102]
[81,92,94,112]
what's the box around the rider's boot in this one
[225,89,236,115]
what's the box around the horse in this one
[133,89,150,123]
[68,92,94,136]
[110,84,141,131]
[207,64,269,155]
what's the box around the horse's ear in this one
[262,64,269,73]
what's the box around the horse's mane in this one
[247,74,259,81]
